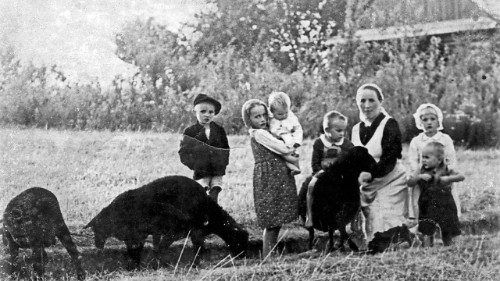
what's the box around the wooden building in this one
[328,0,498,44]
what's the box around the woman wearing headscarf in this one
[351,83,409,242]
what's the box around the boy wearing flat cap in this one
[179,94,230,203]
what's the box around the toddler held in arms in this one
[268,91,303,175]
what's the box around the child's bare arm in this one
[282,153,299,166]
[439,173,465,184]
[407,173,432,186]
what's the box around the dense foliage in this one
[0,0,498,147]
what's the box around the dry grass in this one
[0,127,499,280]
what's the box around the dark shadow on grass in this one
[2,215,498,279]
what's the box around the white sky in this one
[0,0,498,86]
[0,0,209,85]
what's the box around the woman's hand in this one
[358,172,372,185]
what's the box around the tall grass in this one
[1,127,498,227]
[0,127,498,280]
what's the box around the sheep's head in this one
[341,146,377,175]
[84,213,109,249]
[204,200,248,258]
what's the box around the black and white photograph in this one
[1,0,499,280]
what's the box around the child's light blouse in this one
[408,132,457,173]
[269,111,303,145]
[249,128,293,155]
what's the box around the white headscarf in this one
[413,103,444,131]
[241,99,269,128]
[356,83,390,125]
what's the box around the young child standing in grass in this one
[304,110,354,227]
[179,94,229,203]
[407,141,464,246]
[268,92,303,175]
[408,103,460,223]
[241,99,298,258]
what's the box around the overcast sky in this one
[0,0,498,86]
[0,0,209,85]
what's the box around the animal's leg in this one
[327,227,336,252]
[31,247,47,278]
[56,224,85,280]
[152,234,161,253]
[190,229,206,266]
[153,233,176,260]
[308,228,315,250]
[125,239,145,270]
[338,226,350,252]
[158,234,176,251]
[4,231,20,274]
[441,231,454,246]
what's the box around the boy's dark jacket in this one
[179,122,230,180]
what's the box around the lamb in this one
[2,187,85,280]
[85,175,248,269]
[298,146,376,251]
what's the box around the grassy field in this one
[0,127,499,280]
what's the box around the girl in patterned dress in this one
[241,99,298,258]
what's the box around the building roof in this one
[327,16,498,45]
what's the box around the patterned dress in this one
[251,138,298,229]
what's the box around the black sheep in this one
[2,187,85,280]
[85,175,248,269]
[298,146,376,251]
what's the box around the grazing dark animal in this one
[85,175,248,269]
[298,146,377,251]
[367,224,413,254]
[2,187,85,280]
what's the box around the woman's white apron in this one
[352,116,408,241]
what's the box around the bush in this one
[0,33,498,147]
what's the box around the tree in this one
[187,0,350,72]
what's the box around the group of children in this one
[178,92,465,247]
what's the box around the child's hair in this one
[268,92,291,112]
[241,99,269,128]
[425,141,445,161]
[323,110,348,131]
